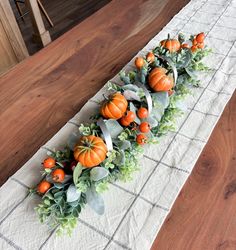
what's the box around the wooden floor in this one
[11,0,111,55]
[0,0,236,249]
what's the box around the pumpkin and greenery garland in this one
[30,32,211,236]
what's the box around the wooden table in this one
[0,0,235,249]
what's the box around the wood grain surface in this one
[1,0,236,248]
[151,93,236,249]
[0,0,189,186]
[10,0,111,55]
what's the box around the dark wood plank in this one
[0,0,190,186]
[10,0,112,54]
[151,92,236,250]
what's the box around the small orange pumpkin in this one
[100,92,128,119]
[160,36,180,53]
[148,67,174,92]
[74,135,107,168]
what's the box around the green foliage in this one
[31,32,211,237]
[78,123,100,136]
[35,186,86,236]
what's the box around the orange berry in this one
[119,117,130,127]
[196,32,205,43]
[137,107,148,119]
[135,57,144,69]
[37,181,51,194]
[192,38,198,46]
[136,134,148,145]
[146,52,155,63]
[197,42,204,49]
[139,122,150,133]
[43,157,56,169]
[52,169,65,183]
[191,45,198,52]
[123,111,136,123]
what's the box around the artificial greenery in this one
[30,33,211,235]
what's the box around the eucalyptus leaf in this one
[151,105,164,121]
[86,187,105,215]
[118,140,131,150]
[73,163,83,185]
[54,190,65,199]
[120,71,131,84]
[90,167,109,181]
[54,183,65,189]
[177,49,192,68]
[68,200,79,207]
[122,84,139,92]
[129,102,137,113]
[151,92,169,109]
[123,90,141,101]
[146,116,158,128]
[113,150,125,165]
[185,67,197,79]
[56,162,65,168]
[67,184,81,203]
[104,119,123,139]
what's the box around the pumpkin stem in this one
[167,33,170,41]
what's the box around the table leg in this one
[25,0,51,47]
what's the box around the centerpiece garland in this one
[30,32,211,236]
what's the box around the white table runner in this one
[1,0,236,249]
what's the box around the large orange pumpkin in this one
[148,67,174,92]
[74,135,107,168]
[160,38,180,53]
[100,92,128,119]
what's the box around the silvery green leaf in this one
[141,67,148,76]
[67,132,80,150]
[129,102,137,113]
[67,184,81,203]
[73,163,83,185]
[122,84,139,92]
[120,71,131,84]
[113,150,125,165]
[54,183,64,189]
[123,90,141,101]
[56,162,65,168]
[178,49,192,68]
[118,140,131,150]
[68,200,79,207]
[185,67,197,79]
[90,167,109,181]
[152,92,169,109]
[146,116,158,127]
[86,188,105,215]
[104,119,123,139]
[140,73,146,84]
[151,105,164,121]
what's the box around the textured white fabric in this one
[0,0,236,249]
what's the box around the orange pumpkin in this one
[148,67,174,92]
[100,92,128,119]
[74,135,107,168]
[160,37,180,53]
